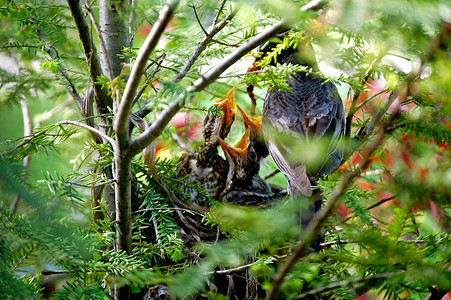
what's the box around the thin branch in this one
[174,6,237,82]
[27,16,84,113]
[218,70,266,79]
[133,207,205,217]
[354,89,388,112]
[10,97,33,214]
[114,0,179,148]
[68,179,116,188]
[213,0,227,25]
[345,57,381,138]
[171,132,193,154]
[211,262,256,275]
[296,273,396,299]
[300,0,329,11]
[365,196,395,211]
[11,244,35,272]
[130,20,286,156]
[54,120,116,151]
[192,4,208,36]
[42,269,72,275]
[341,196,395,223]
[128,0,137,48]
[263,169,281,180]
[132,53,166,106]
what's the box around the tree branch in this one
[27,15,84,114]
[341,196,395,223]
[300,0,329,11]
[130,20,286,156]
[133,207,205,217]
[192,4,209,36]
[83,0,114,81]
[67,0,112,116]
[114,0,179,149]
[174,7,237,82]
[54,120,116,151]
[266,91,407,299]
[296,272,396,299]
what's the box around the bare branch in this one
[263,169,281,180]
[171,132,193,154]
[42,269,72,275]
[132,53,166,106]
[174,7,237,82]
[128,0,138,48]
[114,0,179,148]
[192,4,209,36]
[54,120,116,151]
[130,20,286,156]
[211,262,256,275]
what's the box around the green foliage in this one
[0,0,450,299]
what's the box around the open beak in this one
[237,105,262,133]
[217,128,250,160]
[214,88,237,126]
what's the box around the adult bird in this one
[261,34,345,224]
[176,88,237,204]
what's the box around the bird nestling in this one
[217,128,277,206]
[176,88,237,205]
[237,104,269,160]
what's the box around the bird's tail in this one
[294,181,323,251]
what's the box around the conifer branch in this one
[296,272,396,299]
[266,113,397,299]
[130,20,286,156]
[26,13,84,114]
[266,26,445,294]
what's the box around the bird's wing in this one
[266,137,312,196]
[292,76,345,176]
[263,90,312,196]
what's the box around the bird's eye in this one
[249,152,256,159]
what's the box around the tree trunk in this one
[98,2,130,299]
[99,0,129,77]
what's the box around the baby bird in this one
[217,128,278,206]
[176,88,237,204]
